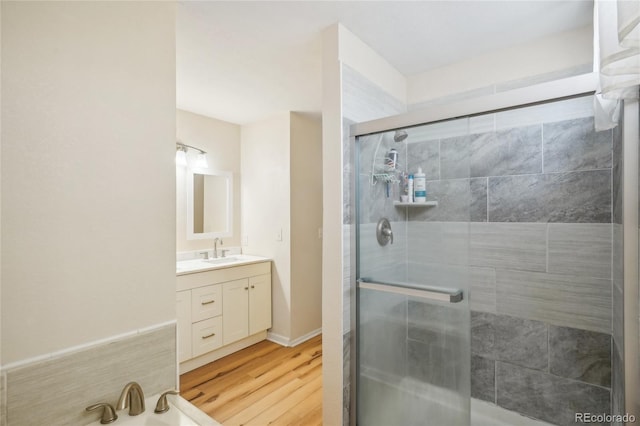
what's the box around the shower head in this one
[393,130,408,142]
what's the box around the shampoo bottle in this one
[407,174,414,203]
[414,167,426,203]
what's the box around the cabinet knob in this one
[201,300,215,305]
[244,287,248,290]
[201,332,216,339]
[251,285,255,289]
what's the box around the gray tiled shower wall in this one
[400,109,619,426]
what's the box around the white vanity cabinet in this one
[176,261,272,372]
[222,274,272,345]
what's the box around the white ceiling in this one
[176,1,593,125]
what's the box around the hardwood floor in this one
[180,334,322,426]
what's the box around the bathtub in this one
[86,394,220,426]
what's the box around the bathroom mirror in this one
[186,168,232,240]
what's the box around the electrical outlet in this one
[276,229,283,242]
[242,235,249,245]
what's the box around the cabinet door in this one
[222,279,249,345]
[249,274,272,335]
[191,284,222,322]
[192,316,223,357]
[176,291,192,362]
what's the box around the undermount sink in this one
[204,256,238,265]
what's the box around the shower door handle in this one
[358,279,463,303]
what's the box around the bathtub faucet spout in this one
[116,381,145,416]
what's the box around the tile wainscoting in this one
[2,322,176,426]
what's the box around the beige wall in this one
[241,112,322,343]
[322,24,346,426]
[241,112,292,339]
[176,109,241,251]
[1,2,176,364]
[290,112,323,341]
[408,26,592,105]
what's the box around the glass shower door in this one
[355,120,471,426]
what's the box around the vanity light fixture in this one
[175,145,188,166]
[176,141,208,168]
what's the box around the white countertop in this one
[176,254,271,276]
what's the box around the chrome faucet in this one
[116,382,145,416]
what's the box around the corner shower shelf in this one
[393,201,438,207]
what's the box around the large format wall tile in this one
[408,262,469,292]
[440,136,470,179]
[471,311,495,358]
[6,324,176,426]
[469,132,508,178]
[470,223,547,272]
[547,224,612,279]
[408,179,471,222]
[496,362,610,426]
[470,178,488,222]
[543,117,612,173]
[488,170,611,223]
[496,270,612,334]
[494,125,543,175]
[549,326,611,388]
[407,221,469,266]
[407,139,440,180]
[471,355,495,403]
[493,315,548,371]
[469,267,496,313]
[471,312,548,371]
[539,171,611,223]
[439,125,543,180]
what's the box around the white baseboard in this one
[179,331,267,374]
[267,328,322,347]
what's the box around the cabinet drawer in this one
[192,316,223,357]
[191,284,222,322]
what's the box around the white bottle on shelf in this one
[407,174,414,203]
[414,167,426,203]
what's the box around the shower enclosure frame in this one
[348,72,639,425]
